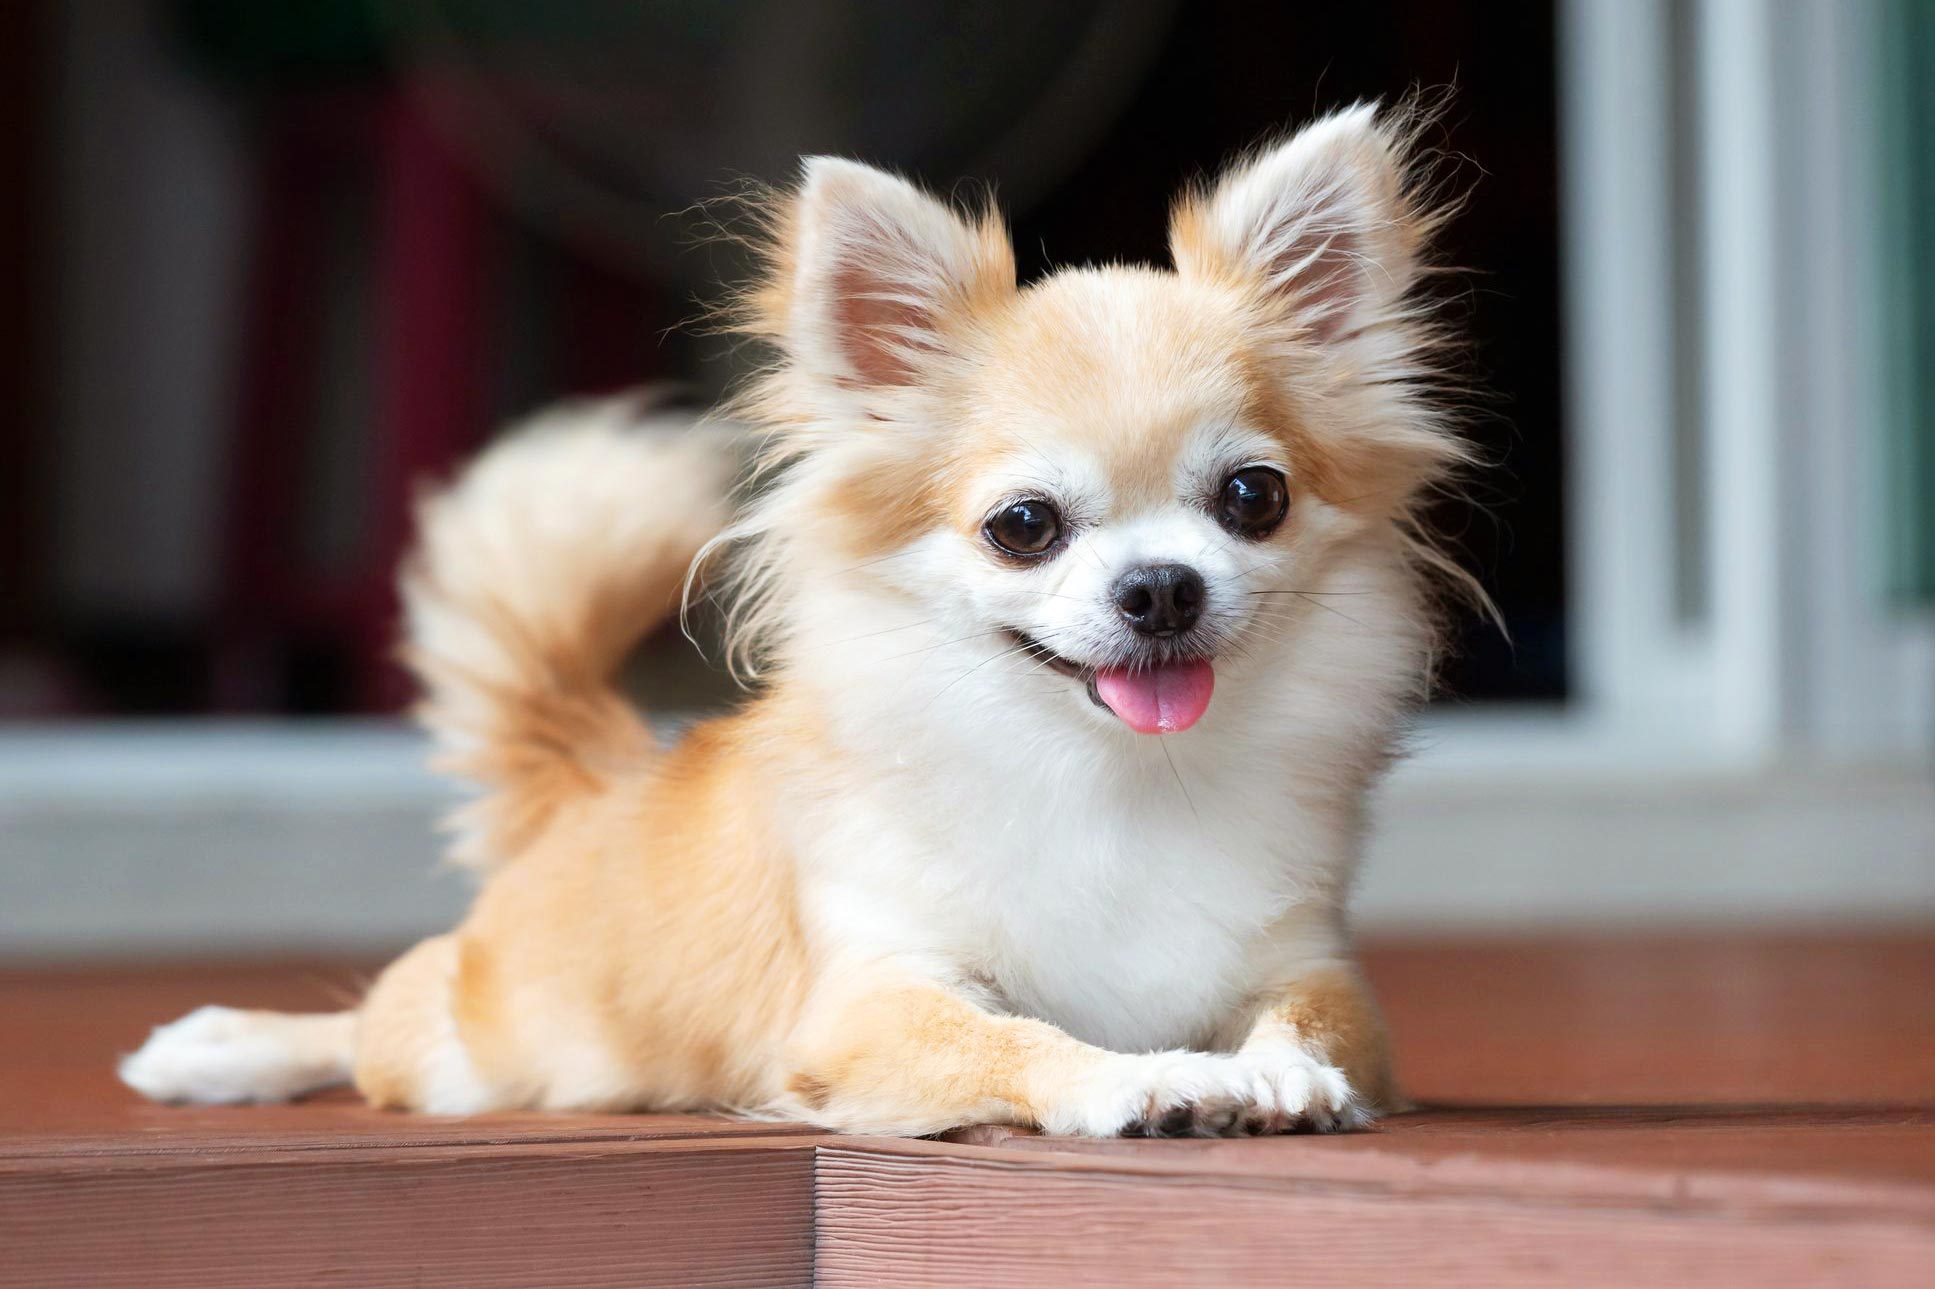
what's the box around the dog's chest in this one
[935,762,1308,1053]
[976,873,1268,1053]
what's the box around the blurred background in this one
[0,0,1928,956]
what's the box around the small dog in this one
[123,104,1475,1137]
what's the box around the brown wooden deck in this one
[4,933,1932,1286]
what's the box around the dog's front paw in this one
[1039,1049,1371,1138]
[1225,1047,1373,1135]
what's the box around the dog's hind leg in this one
[120,1004,356,1105]
[121,934,507,1114]
[351,933,506,1114]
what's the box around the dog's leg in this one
[120,1006,356,1104]
[780,973,1354,1137]
[1234,964,1397,1132]
[352,934,505,1114]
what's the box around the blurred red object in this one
[214,88,489,712]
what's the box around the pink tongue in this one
[1092,660,1216,734]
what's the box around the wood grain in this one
[816,1138,1934,1288]
[948,1106,1935,1218]
[0,1138,816,1289]
[3,933,1932,1286]
[1364,932,1935,1104]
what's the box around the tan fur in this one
[353,935,466,1110]
[400,398,736,869]
[367,699,822,1113]
[782,981,1112,1135]
[1242,967,1399,1112]
[821,455,953,560]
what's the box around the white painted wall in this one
[2,721,1928,958]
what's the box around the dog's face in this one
[741,107,1460,737]
[925,271,1331,734]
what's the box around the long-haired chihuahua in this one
[123,103,1476,1138]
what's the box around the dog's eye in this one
[1218,468,1289,538]
[985,499,1062,557]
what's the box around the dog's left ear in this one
[1171,106,1422,350]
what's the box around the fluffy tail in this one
[401,395,737,870]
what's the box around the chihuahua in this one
[123,104,1474,1137]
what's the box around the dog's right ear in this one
[772,158,1015,394]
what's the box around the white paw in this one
[119,1005,334,1105]
[1041,1049,1371,1138]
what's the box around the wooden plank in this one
[946,1108,1935,1218]
[4,935,1932,1286]
[0,1138,815,1289]
[1363,931,1935,1104]
[815,1138,1935,1288]
[0,1100,825,1160]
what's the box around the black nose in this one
[1111,563,1206,637]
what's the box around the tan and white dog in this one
[123,104,1475,1138]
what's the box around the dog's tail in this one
[401,395,737,871]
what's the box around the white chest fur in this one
[795,706,1359,1056]
[965,737,1351,1052]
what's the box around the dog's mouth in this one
[1006,629,1216,734]
[1008,629,1088,681]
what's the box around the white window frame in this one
[1415,0,1935,777]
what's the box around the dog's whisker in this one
[922,639,1042,710]
[1288,593,1371,629]
[832,549,921,578]
[1158,737,1201,828]
[800,618,941,651]
[873,628,1007,664]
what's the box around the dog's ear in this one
[1170,106,1423,350]
[776,158,1014,391]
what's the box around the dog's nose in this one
[1111,563,1206,637]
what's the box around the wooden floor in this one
[3,933,1931,1287]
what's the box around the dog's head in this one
[720,105,1470,740]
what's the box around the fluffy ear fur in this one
[779,157,1014,391]
[1172,105,1481,619]
[1170,105,1424,351]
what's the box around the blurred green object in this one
[1876,0,1935,606]
[171,0,718,83]
[172,0,385,81]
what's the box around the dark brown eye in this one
[985,499,1062,557]
[1219,467,1289,537]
